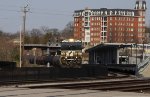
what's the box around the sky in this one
[0,0,149,33]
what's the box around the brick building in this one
[73,0,147,46]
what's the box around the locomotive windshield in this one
[61,42,82,50]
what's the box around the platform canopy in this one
[86,43,132,52]
[85,43,133,65]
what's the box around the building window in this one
[92,17,94,21]
[123,17,125,21]
[110,32,112,36]
[129,18,131,21]
[82,23,84,26]
[121,28,123,31]
[110,17,112,20]
[85,12,88,16]
[110,11,113,15]
[99,17,101,20]
[110,28,112,31]
[138,18,142,22]
[82,28,84,31]
[132,12,134,16]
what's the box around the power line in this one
[0,4,21,8]
[31,7,73,13]
[0,3,73,14]
[29,11,72,16]
[0,8,73,16]
[0,8,20,13]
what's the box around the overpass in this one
[24,43,61,50]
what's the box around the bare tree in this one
[61,21,74,39]
[0,36,18,61]
[24,31,31,44]
[30,28,43,44]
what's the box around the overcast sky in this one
[0,0,149,33]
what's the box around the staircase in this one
[137,56,150,77]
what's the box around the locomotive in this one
[59,39,83,68]
[28,39,83,68]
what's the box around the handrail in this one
[137,56,150,72]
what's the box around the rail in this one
[26,78,150,93]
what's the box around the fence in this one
[0,65,108,81]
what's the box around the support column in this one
[117,49,120,64]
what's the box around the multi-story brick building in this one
[73,0,147,46]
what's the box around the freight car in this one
[28,39,83,68]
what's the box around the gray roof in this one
[86,43,132,52]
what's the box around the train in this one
[59,39,83,68]
[28,39,83,68]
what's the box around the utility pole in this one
[20,5,29,67]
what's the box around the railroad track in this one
[0,75,129,86]
[27,78,150,93]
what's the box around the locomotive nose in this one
[60,39,83,68]
[60,56,82,68]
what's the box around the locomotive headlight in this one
[68,39,74,42]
